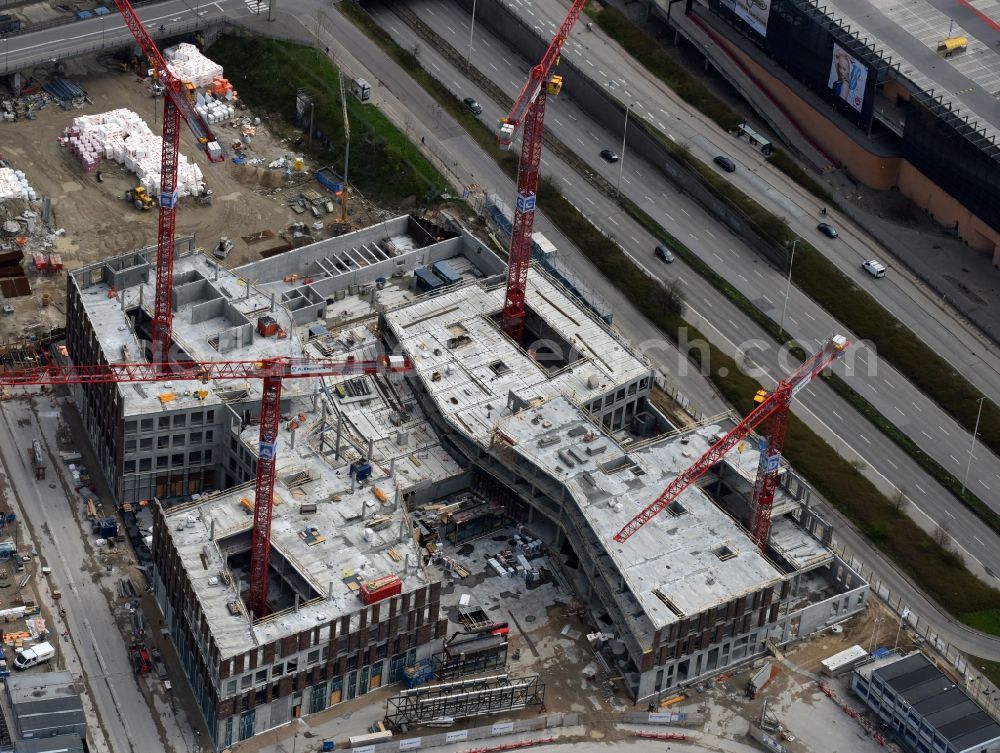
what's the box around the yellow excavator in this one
[126,187,155,211]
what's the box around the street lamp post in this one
[778,239,798,339]
[467,0,477,71]
[101,16,106,49]
[961,396,986,495]
[616,101,632,198]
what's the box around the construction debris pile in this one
[61,109,205,195]
[164,43,224,88]
[0,167,35,201]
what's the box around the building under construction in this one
[65,216,868,748]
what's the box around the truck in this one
[13,641,55,670]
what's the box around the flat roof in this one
[867,652,1000,749]
[497,396,789,632]
[6,671,79,706]
[384,274,652,446]
[160,366,463,659]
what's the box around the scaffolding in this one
[385,673,544,729]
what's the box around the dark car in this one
[713,155,736,173]
[600,149,620,163]
[654,245,675,263]
[463,97,483,115]
[817,222,839,239]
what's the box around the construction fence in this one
[831,540,1000,718]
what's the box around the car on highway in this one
[600,149,619,163]
[654,245,674,263]
[862,259,887,278]
[713,155,736,172]
[817,222,839,239]
[463,97,483,115]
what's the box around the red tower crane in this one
[111,1,224,362]
[614,335,850,550]
[497,0,587,342]
[0,355,412,619]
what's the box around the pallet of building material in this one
[387,548,402,562]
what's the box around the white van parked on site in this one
[14,642,55,670]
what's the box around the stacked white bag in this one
[163,43,223,88]
[0,167,36,201]
[62,109,205,198]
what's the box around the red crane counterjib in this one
[613,335,849,543]
[498,0,587,143]
[0,356,414,387]
[111,0,222,160]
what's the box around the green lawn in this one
[208,35,446,205]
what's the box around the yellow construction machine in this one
[126,187,155,211]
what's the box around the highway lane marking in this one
[568,114,577,121]
[588,130,599,140]
[489,63,499,72]
[577,138,585,146]
[609,217,620,226]
[630,236,640,244]
[660,108,669,115]
[644,195,653,203]
[883,378,895,389]
[922,430,933,439]
[712,252,723,261]
[705,229,715,238]
[427,7,435,14]
[866,382,876,392]
[622,176,632,185]
[945,509,956,519]
[503,57,513,66]
[832,410,843,420]
[738,274,748,282]
[981,480,992,491]
[728,248,738,257]
[914,483,926,495]
[678,276,688,286]
[598,70,607,78]
[860,434,871,445]
[886,457,898,470]
[805,387,816,397]
[912,401,923,413]
[585,196,595,205]
[704,299,714,308]
[482,39,491,48]
[727,319,739,329]
[431,62,441,72]
[389,25,400,34]
[975,536,985,545]
[663,213,674,222]
[788,316,797,326]
[541,158,549,167]
[679,208,691,217]
[586,59,594,67]
[762,295,773,304]
[554,118,563,126]
[447,25,456,34]
[689,234,699,241]
[803,311,815,321]
[753,269,763,278]
[938,425,949,435]
[894,406,905,416]
[950,454,960,464]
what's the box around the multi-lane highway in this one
[3,0,1000,655]
[366,0,1000,577]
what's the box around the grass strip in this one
[209,35,447,205]
[339,0,1000,632]
[590,5,1000,464]
[387,4,1000,538]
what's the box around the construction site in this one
[2,2,990,753]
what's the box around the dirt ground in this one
[0,53,374,341]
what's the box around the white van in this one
[14,641,55,670]
[862,259,886,279]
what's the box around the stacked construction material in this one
[195,91,235,124]
[163,43,223,88]
[0,167,36,201]
[62,109,204,197]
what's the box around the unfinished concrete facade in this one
[66,215,867,746]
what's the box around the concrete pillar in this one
[295,593,300,612]
[403,553,409,575]
[366,436,373,460]
[290,427,296,450]
[335,412,343,460]
[210,518,215,541]
[270,292,275,312]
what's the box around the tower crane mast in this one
[111,0,224,362]
[496,0,586,342]
[614,335,850,550]
[0,355,413,618]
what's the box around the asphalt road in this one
[368,0,1000,580]
[0,395,197,753]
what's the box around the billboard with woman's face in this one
[828,43,868,112]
